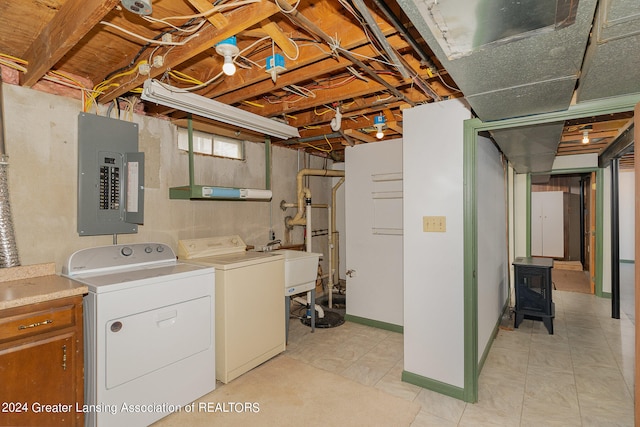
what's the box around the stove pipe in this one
[0,69,21,267]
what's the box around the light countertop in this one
[0,263,88,311]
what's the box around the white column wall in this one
[619,170,635,261]
[345,139,403,326]
[403,100,470,388]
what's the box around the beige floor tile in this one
[413,388,466,423]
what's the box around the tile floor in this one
[285,289,635,426]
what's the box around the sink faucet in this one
[266,239,281,248]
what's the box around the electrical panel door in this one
[77,113,144,236]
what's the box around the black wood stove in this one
[513,257,554,334]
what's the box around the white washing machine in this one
[63,243,216,427]
[178,235,284,383]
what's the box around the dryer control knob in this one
[145,246,153,253]
[156,245,165,253]
[121,247,133,257]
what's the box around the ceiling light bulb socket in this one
[121,0,152,15]
[216,37,239,76]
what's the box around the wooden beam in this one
[240,74,423,118]
[260,21,298,59]
[20,0,120,86]
[214,34,410,105]
[344,128,377,142]
[99,0,281,102]
[187,0,229,28]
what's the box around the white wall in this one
[602,166,612,293]
[513,173,528,259]
[2,84,333,270]
[345,139,403,326]
[476,136,508,360]
[403,100,470,388]
[619,170,635,261]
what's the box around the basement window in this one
[177,128,244,160]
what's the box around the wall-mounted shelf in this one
[169,116,272,201]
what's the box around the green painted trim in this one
[459,93,636,407]
[343,314,403,333]
[402,370,465,401]
[265,137,271,190]
[526,174,531,257]
[620,259,635,264]
[595,168,604,297]
[463,118,479,403]
[601,292,612,299]
[478,301,507,373]
[470,94,640,131]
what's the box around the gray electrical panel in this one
[77,113,144,236]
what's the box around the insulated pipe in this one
[286,168,345,228]
[330,176,345,307]
[327,205,333,308]
[305,200,312,252]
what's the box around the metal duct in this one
[0,70,20,267]
[397,0,599,172]
[397,0,596,120]
[576,0,640,102]
[490,122,565,173]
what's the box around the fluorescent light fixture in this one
[141,79,300,139]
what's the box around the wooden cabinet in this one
[0,295,84,426]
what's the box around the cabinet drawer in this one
[0,301,76,343]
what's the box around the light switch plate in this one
[423,216,446,232]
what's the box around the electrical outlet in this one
[423,216,446,232]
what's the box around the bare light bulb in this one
[222,56,236,76]
[215,36,239,77]
[582,130,589,144]
[374,115,386,139]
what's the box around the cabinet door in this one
[0,333,80,426]
[531,191,564,257]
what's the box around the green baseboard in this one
[344,314,403,333]
[401,370,467,401]
[620,259,635,264]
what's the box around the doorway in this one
[531,173,595,294]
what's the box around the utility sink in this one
[276,250,322,295]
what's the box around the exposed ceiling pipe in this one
[285,132,343,145]
[274,0,416,107]
[371,0,438,74]
[350,0,410,79]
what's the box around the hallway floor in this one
[285,289,634,426]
